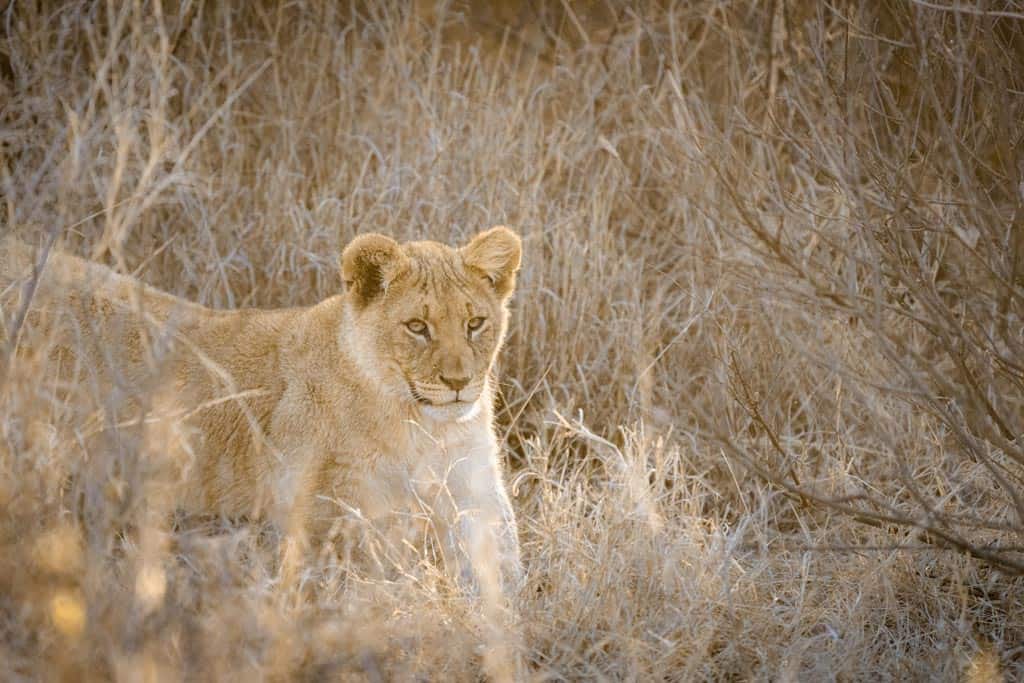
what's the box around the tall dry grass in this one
[1,1,1023,679]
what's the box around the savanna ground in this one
[2,1,1024,680]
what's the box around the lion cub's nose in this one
[439,375,470,391]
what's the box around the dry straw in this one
[1,1,1022,679]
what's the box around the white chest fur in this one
[358,411,497,520]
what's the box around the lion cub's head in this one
[341,227,521,422]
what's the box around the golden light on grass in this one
[49,589,86,639]
[1,0,1023,679]
[31,524,84,576]
[135,562,167,613]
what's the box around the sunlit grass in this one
[1,1,1022,679]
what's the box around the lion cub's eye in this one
[405,319,430,336]
[467,316,487,333]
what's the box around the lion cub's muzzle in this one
[409,379,485,407]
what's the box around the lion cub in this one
[1,228,523,592]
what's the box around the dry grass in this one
[2,1,1024,679]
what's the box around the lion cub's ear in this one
[341,233,406,305]
[461,226,522,298]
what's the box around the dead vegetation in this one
[1,1,1023,679]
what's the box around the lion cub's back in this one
[1,237,209,318]
[0,237,223,385]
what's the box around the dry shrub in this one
[1,1,1023,679]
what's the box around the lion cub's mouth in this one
[411,391,471,408]
[406,379,480,414]
[419,398,481,423]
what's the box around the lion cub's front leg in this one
[265,434,323,593]
[437,447,522,598]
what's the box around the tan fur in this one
[0,228,523,590]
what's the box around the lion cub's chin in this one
[419,400,482,423]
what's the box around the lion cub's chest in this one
[356,417,494,519]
